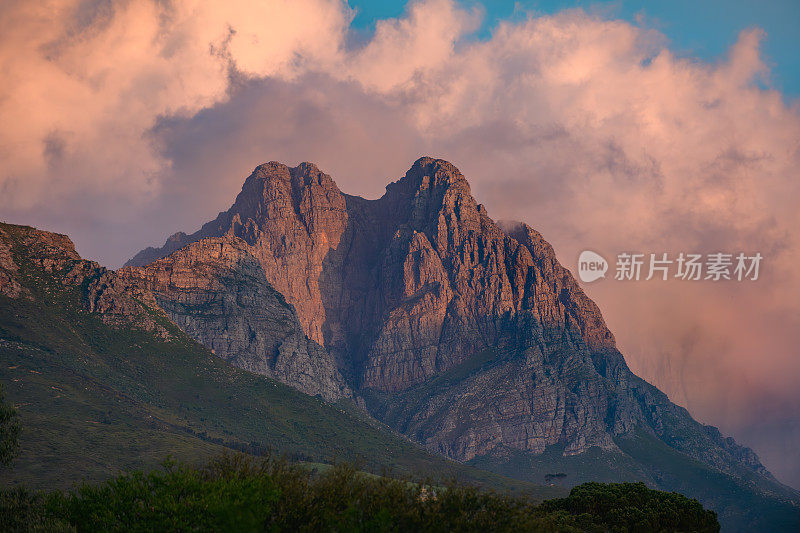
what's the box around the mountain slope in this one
[0,222,557,497]
[127,158,800,530]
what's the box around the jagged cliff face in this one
[124,158,770,483]
[120,238,351,402]
[125,159,618,394]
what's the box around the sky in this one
[351,0,800,95]
[0,0,798,487]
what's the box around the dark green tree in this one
[0,383,21,466]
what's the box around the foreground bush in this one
[540,481,720,532]
[0,454,719,532]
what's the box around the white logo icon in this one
[578,251,608,283]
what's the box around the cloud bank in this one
[1,0,798,487]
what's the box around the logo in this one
[576,250,762,283]
[578,250,608,283]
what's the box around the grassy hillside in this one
[0,223,557,498]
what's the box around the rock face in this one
[0,228,27,299]
[126,158,769,477]
[120,238,351,401]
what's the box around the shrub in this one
[0,454,720,532]
[541,481,720,532]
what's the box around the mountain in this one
[0,222,557,497]
[125,157,800,530]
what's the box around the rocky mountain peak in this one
[383,157,476,234]
[390,157,469,191]
[244,161,339,200]
[125,159,619,388]
[165,231,187,245]
[122,159,777,498]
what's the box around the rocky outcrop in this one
[126,158,771,481]
[0,223,172,336]
[126,231,192,269]
[121,237,351,402]
[0,226,27,298]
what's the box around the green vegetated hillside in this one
[0,223,554,498]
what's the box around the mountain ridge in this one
[123,157,770,472]
[112,157,800,529]
[0,221,549,496]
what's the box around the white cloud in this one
[0,0,350,208]
[347,0,480,92]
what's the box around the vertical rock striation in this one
[121,237,351,402]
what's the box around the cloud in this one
[347,0,481,92]
[0,0,350,210]
[1,0,799,486]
